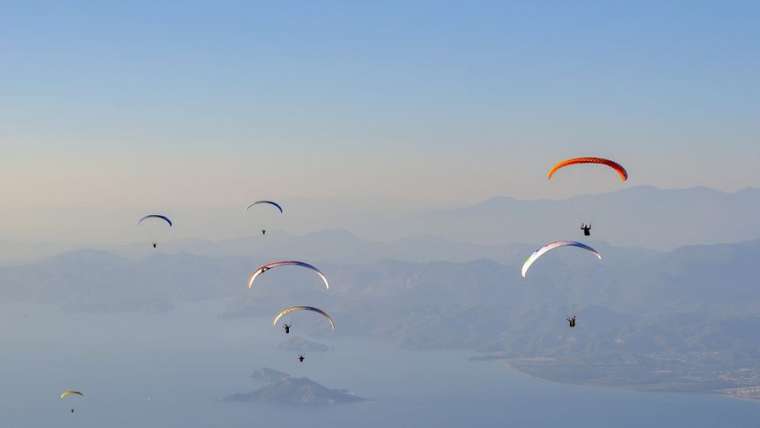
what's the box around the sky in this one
[1,0,759,243]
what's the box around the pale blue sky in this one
[1,1,759,242]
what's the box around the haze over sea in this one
[2,300,759,428]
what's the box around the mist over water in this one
[2,300,758,428]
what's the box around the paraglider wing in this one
[521,240,602,278]
[273,306,336,330]
[138,214,173,227]
[247,260,329,290]
[547,157,628,181]
[246,200,284,214]
[60,390,84,400]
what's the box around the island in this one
[225,368,365,406]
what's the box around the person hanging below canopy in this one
[567,314,577,328]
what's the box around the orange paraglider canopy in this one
[547,157,628,181]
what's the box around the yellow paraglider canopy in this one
[60,390,84,400]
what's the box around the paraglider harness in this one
[567,315,576,328]
[580,224,591,237]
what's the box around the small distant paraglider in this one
[60,389,84,400]
[283,323,291,334]
[548,157,625,240]
[60,389,83,413]
[247,200,284,236]
[138,214,173,248]
[273,306,334,365]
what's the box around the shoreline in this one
[471,354,760,404]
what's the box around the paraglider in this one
[567,315,577,328]
[247,200,284,236]
[298,355,305,363]
[138,214,173,227]
[581,223,592,236]
[138,214,173,248]
[60,390,84,400]
[273,306,335,330]
[60,389,83,413]
[247,200,284,214]
[547,157,628,182]
[248,261,330,290]
[283,323,291,334]
[521,240,602,278]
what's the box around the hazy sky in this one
[1,1,759,243]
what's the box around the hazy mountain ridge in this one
[116,186,760,255]
[114,229,528,266]
[383,186,760,250]
[4,186,758,264]
[218,238,760,398]
[3,234,760,398]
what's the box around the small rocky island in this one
[225,368,365,406]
